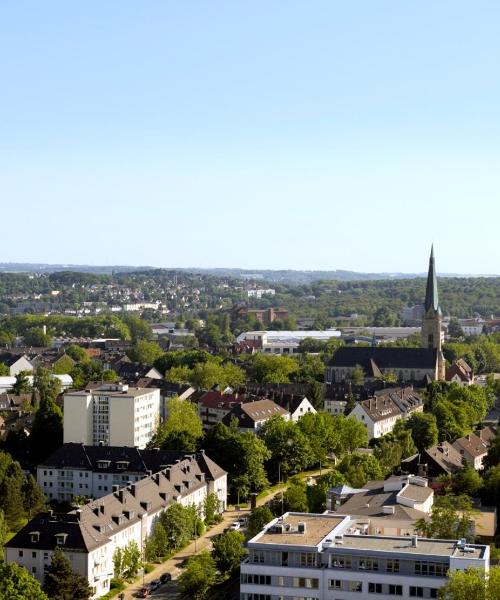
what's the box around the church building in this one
[326,247,446,385]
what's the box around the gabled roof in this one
[328,346,438,371]
[356,396,402,423]
[222,399,289,427]
[453,433,488,458]
[39,443,226,482]
[402,442,464,475]
[0,353,31,367]
[198,391,243,410]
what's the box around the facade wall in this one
[63,394,93,445]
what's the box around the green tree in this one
[127,340,164,365]
[203,493,221,526]
[43,547,92,600]
[259,416,313,482]
[452,466,483,497]
[415,494,476,541]
[150,398,203,452]
[64,344,88,362]
[247,506,274,537]
[22,474,46,518]
[102,368,118,381]
[178,552,217,600]
[30,369,63,459]
[336,415,369,456]
[10,370,32,395]
[305,379,323,410]
[165,365,193,384]
[160,503,196,550]
[0,451,28,531]
[337,454,384,487]
[247,354,299,384]
[405,413,439,452]
[438,565,500,599]
[121,314,152,342]
[24,327,53,347]
[0,562,49,600]
[297,412,340,466]
[0,508,8,546]
[280,478,309,513]
[52,354,75,375]
[212,530,246,572]
[122,541,141,579]
[0,362,9,376]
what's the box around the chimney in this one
[412,535,418,548]
[76,509,82,521]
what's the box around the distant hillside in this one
[0,263,155,275]
[0,263,497,283]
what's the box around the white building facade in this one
[63,383,160,449]
[241,512,489,600]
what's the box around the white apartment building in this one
[63,383,160,449]
[241,512,489,600]
[247,289,276,298]
[6,453,227,599]
[237,330,341,355]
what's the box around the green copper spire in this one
[424,244,440,314]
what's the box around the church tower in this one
[421,245,445,379]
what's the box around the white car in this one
[229,521,241,530]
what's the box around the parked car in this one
[149,580,161,591]
[229,521,241,530]
[135,588,151,598]
[238,516,248,525]
[160,572,172,584]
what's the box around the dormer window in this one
[97,460,111,469]
[55,533,68,546]
[116,461,129,470]
[30,531,40,543]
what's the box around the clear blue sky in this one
[1,1,499,274]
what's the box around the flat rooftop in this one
[65,387,152,398]
[338,535,485,559]
[256,514,345,547]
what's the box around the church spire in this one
[424,244,440,314]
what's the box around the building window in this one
[410,587,424,598]
[349,581,362,592]
[332,556,351,569]
[389,585,403,595]
[359,558,378,571]
[18,550,23,558]
[369,583,383,594]
[386,559,400,573]
[329,580,342,590]
[32,551,36,558]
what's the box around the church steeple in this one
[421,245,445,380]
[424,244,440,315]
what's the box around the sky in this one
[1,1,499,274]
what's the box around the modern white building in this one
[241,512,489,600]
[6,452,227,599]
[63,383,160,449]
[237,330,341,355]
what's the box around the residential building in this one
[272,394,316,421]
[63,383,160,449]
[197,391,243,430]
[452,427,496,470]
[232,305,289,326]
[348,388,423,439]
[222,399,290,432]
[339,327,421,343]
[445,360,473,386]
[327,475,433,537]
[6,452,226,599]
[0,352,33,376]
[36,443,227,507]
[401,442,464,480]
[241,512,489,600]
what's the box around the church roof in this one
[327,347,438,370]
[424,245,441,315]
